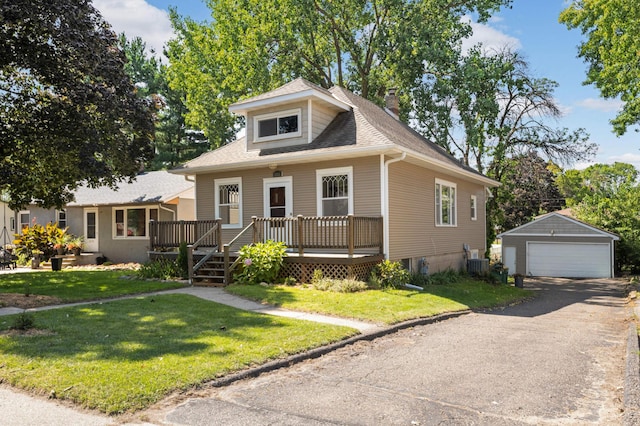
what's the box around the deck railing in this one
[252,215,383,256]
[150,215,383,256]
[149,219,222,250]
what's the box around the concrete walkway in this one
[0,284,380,333]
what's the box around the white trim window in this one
[435,179,457,226]
[113,206,158,238]
[19,210,30,230]
[316,167,353,216]
[215,177,242,228]
[470,195,478,221]
[254,108,302,142]
[56,209,67,228]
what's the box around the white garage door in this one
[527,242,612,278]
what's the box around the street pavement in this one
[0,276,636,425]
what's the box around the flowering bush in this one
[234,240,287,285]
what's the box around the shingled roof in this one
[67,170,194,207]
[172,79,496,186]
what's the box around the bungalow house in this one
[166,78,499,284]
[17,171,195,264]
[62,170,195,264]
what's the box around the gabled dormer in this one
[229,78,351,152]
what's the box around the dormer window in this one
[254,108,301,142]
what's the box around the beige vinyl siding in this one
[195,155,381,245]
[311,102,338,140]
[246,101,309,151]
[387,161,486,272]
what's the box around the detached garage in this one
[498,212,619,278]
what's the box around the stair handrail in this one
[188,219,222,284]
[224,217,257,284]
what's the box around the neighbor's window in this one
[316,167,353,216]
[215,178,242,228]
[435,179,457,226]
[10,217,15,232]
[113,207,158,238]
[254,109,301,142]
[56,209,67,228]
[470,195,477,221]
[19,211,30,230]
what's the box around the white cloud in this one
[575,98,623,113]
[461,16,522,53]
[608,153,640,168]
[92,0,173,57]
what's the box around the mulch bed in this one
[0,294,63,309]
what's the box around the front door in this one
[84,208,99,252]
[263,177,293,243]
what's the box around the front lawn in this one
[0,270,186,303]
[226,279,531,324]
[0,294,356,414]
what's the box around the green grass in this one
[0,294,356,414]
[0,270,186,301]
[226,279,531,324]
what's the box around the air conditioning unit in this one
[469,249,479,259]
[467,259,489,275]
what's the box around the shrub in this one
[137,258,182,280]
[11,312,35,331]
[13,222,78,260]
[311,270,368,292]
[176,242,189,279]
[234,240,287,285]
[373,260,410,289]
[428,269,464,285]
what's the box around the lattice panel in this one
[280,261,380,283]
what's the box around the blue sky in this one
[93,0,639,170]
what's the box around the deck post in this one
[348,215,355,257]
[187,244,194,285]
[297,215,304,256]
[223,244,231,285]
[251,216,258,243]
[216,218,222,252]
[149,220,156,251]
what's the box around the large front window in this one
[254,109,302,142]
[435,179,457,226]
[113,207,158,238]
[215,178,242,228]
[316,167,353,216]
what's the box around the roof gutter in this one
[382,152,406,259]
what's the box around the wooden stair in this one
[192,252,237,286]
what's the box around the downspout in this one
[158,203,176,221]
[382,152,406,259]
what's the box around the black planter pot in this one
[51,257,63,271]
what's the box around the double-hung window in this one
[19,211,30,230]
[316,167,353,216]
[113,207,158,238]
[56,209,67,228]
[435,179,457,226]
[470,195,478,221]
[215,178,242,228]
[254,109,301,142]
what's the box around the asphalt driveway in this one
[155,278,629,425]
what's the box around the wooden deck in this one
[150,215,384,285]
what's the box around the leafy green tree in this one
[574,183,640,273]
[560,0,640,135]
[118,34,210,168]
[166,0,512,146]
[416,48,594,175]
[0,0,155,210]
[556,162,638,205]
[491,152,565,234]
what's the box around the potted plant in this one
[66,236,84,256]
